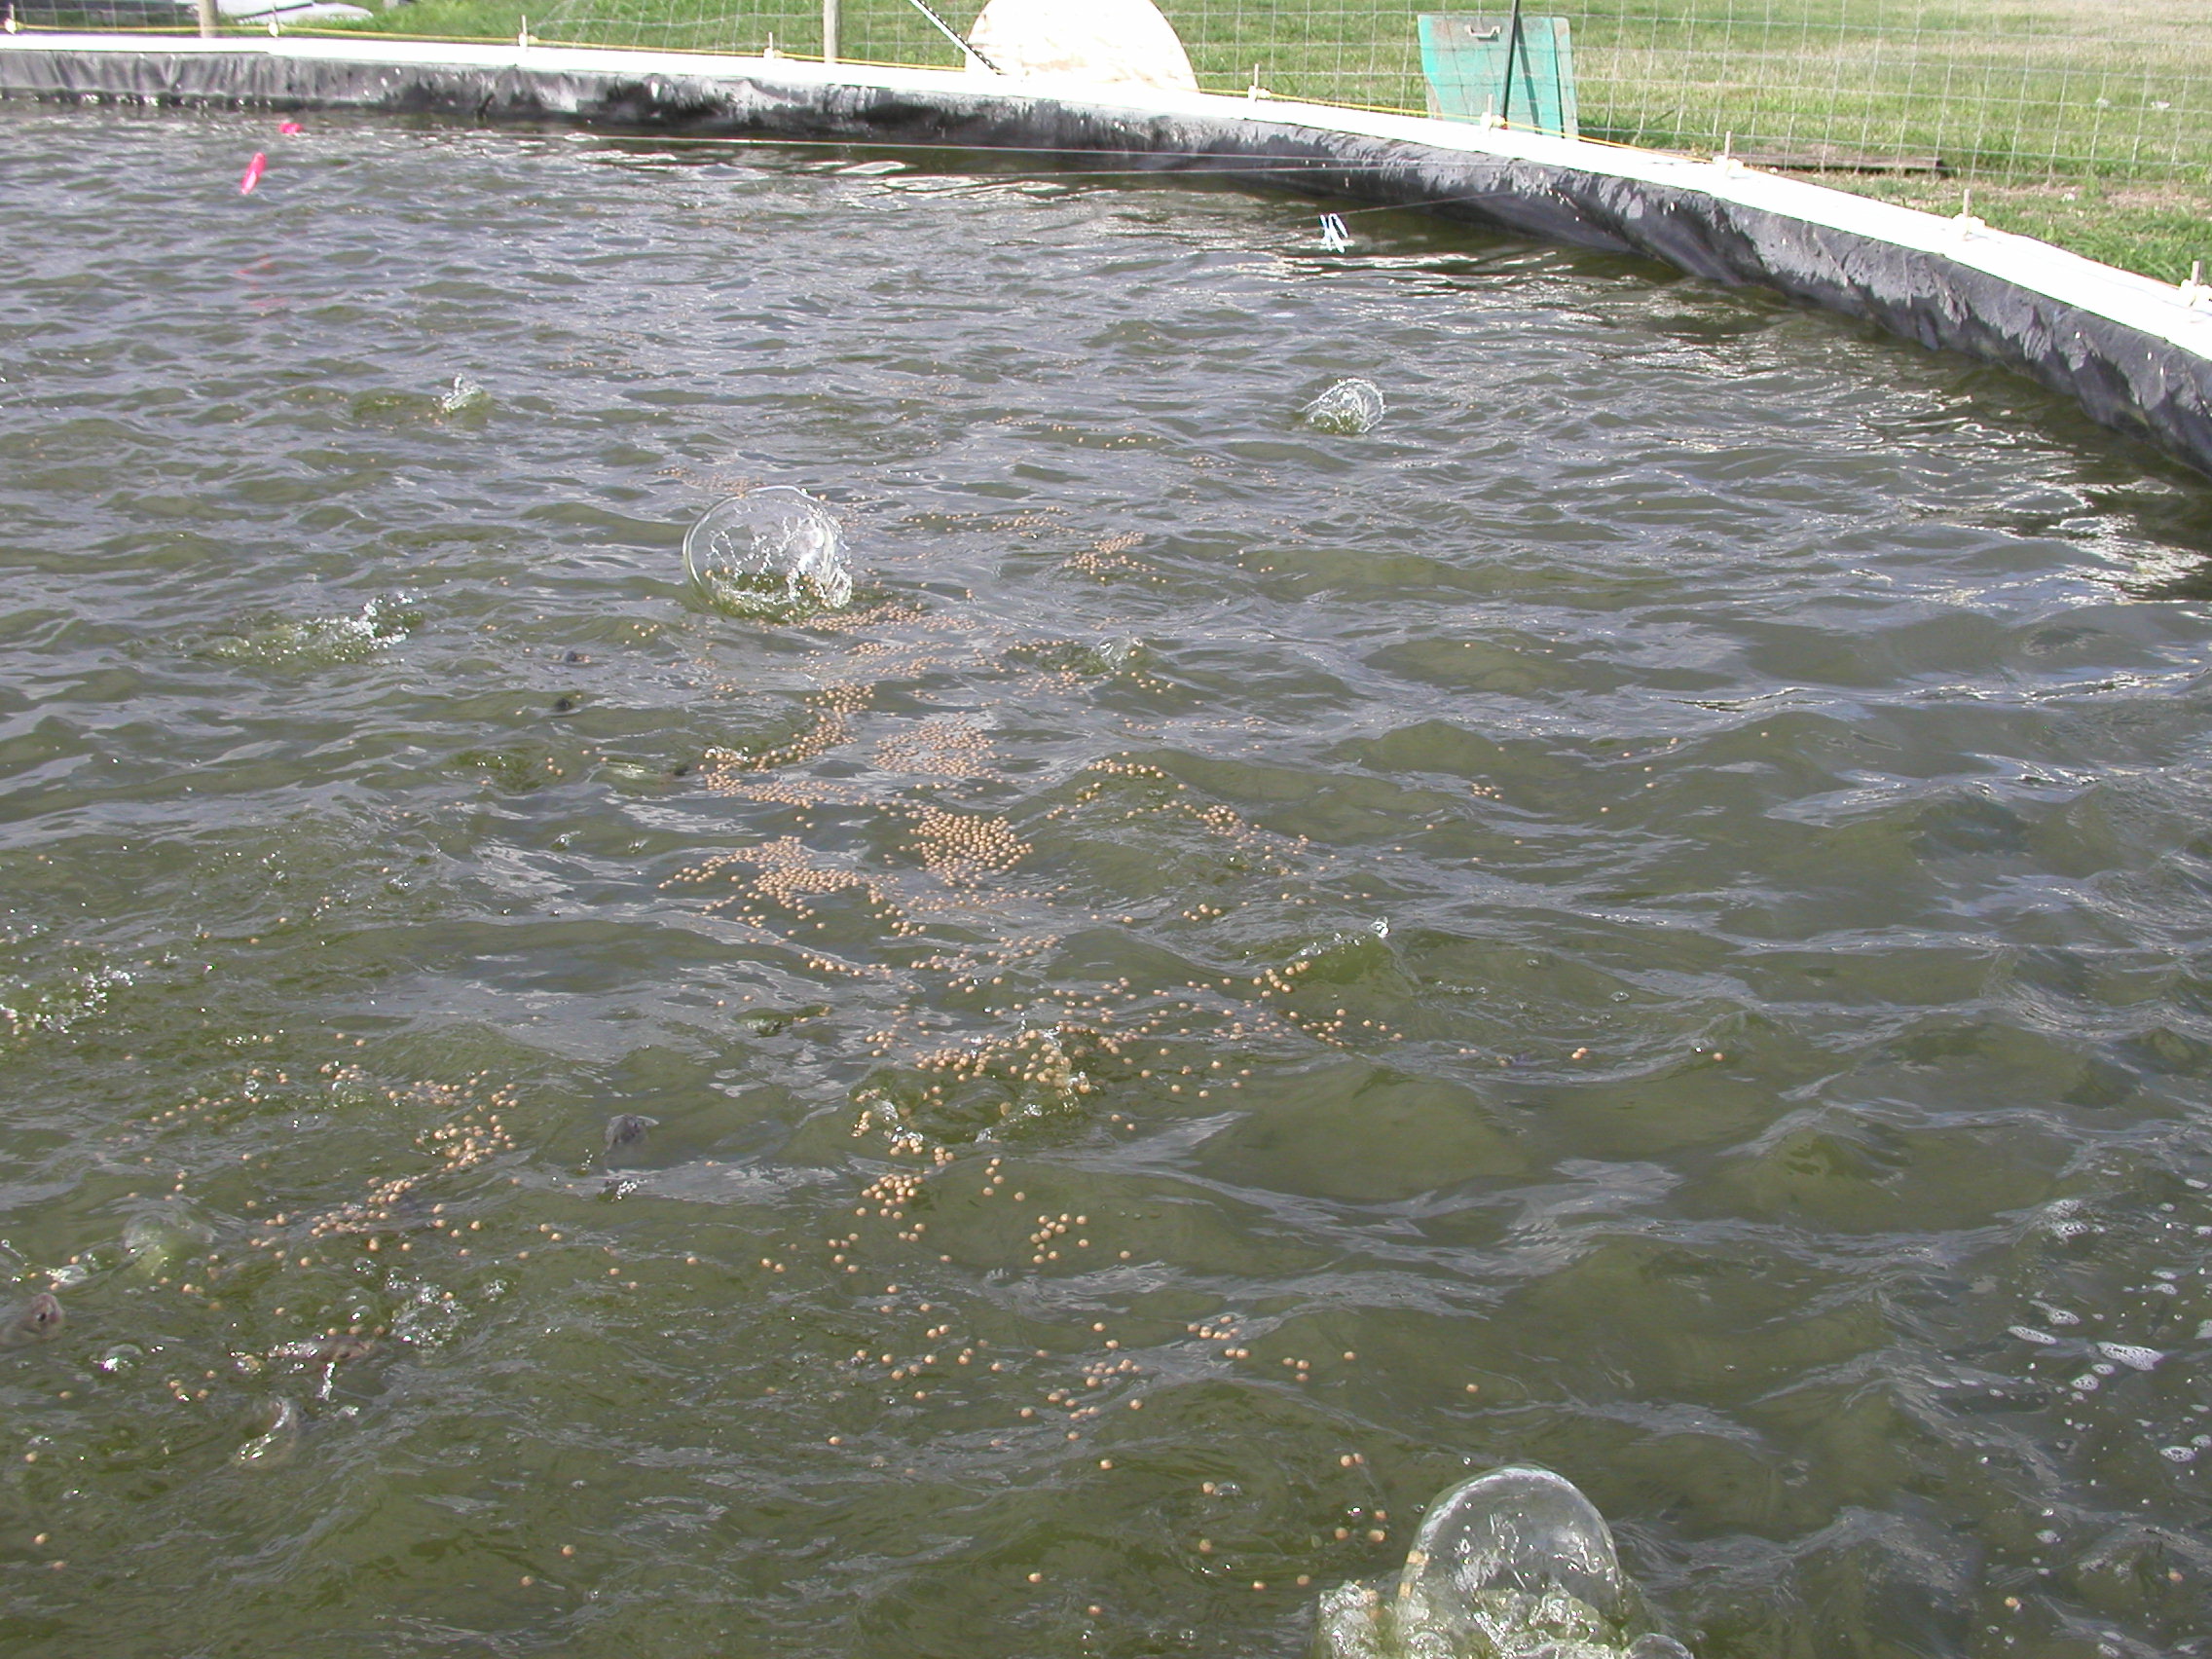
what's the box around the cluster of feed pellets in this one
[699,681,875,778]
[1026,1209,1108,1266]
[907,805,1033,888]
[872,715,997,778]
[665,835,920,940]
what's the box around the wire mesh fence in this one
[525,0,2211,181]
[1542,0,2210,181]
[9,0,2209,185]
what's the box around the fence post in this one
[1497,0,1525,126]
[197,0,217,34]
[823,0,839,63]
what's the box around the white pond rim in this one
[5,31,2211,481]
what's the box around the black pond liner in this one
[4,34,2211,480]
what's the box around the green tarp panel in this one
[1418,13,1578,138]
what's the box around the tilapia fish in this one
[1,1292,64,1348]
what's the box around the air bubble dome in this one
[1314,1467,1692,1659]
[682,486,854,619]
[1399,1466,1626,1623]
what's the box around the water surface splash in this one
[1301,377,1386,434]
[199,593,415,666]
[683,486,853,619]
[1314,1467,1691,1659]
[437,374,490,417]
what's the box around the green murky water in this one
[4,103,2212,1659]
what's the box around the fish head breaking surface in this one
[603,1113,660,1162]
[2,1292,64,1348]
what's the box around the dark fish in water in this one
[603,1113,659,1159]
[1,1292,64,1348]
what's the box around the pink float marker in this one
[240,152,268,194]
[278,121,303,134]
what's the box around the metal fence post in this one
[823,0,839,63]
[1497,0,1525,127]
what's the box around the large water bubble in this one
[1301,378,1386,435]
[122,1211,216,1276]
[1313,1467,1692,1659]
[683,486,853,619]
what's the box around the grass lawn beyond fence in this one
[259,0,2209,279]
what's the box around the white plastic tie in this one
[2179,260,2211,312]
[1952,187,1985,240]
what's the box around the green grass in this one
[1810,172,2212,285]
[337,0,945,65]
[334,0,2212,179]
[316,0,2212,277]
[1551,0,2211,181]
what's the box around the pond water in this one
[4,103,2212,1659]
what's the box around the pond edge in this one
[4,33,2210,479]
